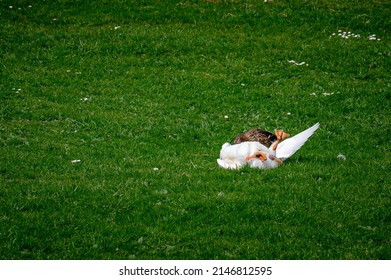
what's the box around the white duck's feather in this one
[247,153,282,170]
[217,141,282,170]
[217,141,270,170]
[275,122,319,161]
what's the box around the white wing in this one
[217,142,246,169]
[276,123,319,161]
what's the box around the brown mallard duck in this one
[233,128,278,148]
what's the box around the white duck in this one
[217,129,288,170]
[217,141,270,170]
[217,123,319,170]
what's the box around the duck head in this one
[268,154,283,166]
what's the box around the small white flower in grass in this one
[137,237,143,244]
[240,83,245,86]
[310,92,317,96]
[153,167,159,171]
[224,115,229,120]
[80,97,89,101]
[333,30,362,40]
[156,189,168,195]
[114,26,121,30]
[368,34,381,41]
[71,159,81,164]
[323,92,334,96]
[287,112,291,115]
[9,6,13,9]
[337,153,346,160]
[288,60,306,66]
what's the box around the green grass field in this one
[1,0,390,259]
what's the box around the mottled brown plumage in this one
[233,128,277,148]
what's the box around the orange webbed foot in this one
[274,129,289,140]
[245,152,267,162]
[272,129,289,151]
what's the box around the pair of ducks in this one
[217,123,320,170]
